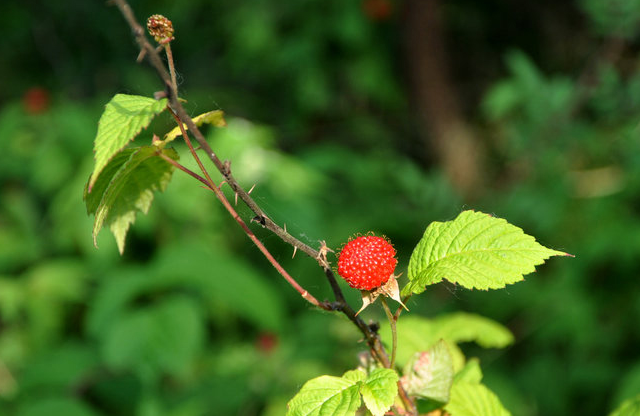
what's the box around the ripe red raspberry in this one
[338,235,397,291]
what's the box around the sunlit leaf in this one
[400,340,453,403]
[403,210,570,295]
[430,313,514,349]
[286,370,365,416]
[609,394,640,416]
[454,358,483,384]
[381,314,513,367]
[88,94,167,190]
[89,146,178,254]
[360,368,398,416]
[162,110,226,144]
[84,149,136,215]
[445,381,511,416]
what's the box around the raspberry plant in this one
[84,2,572,415]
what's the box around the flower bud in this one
[147,14,174,44]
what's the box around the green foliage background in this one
[1,0,640,415]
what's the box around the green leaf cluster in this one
[83,94,231,254]
[286,368,397,416]
[378,313,513,415]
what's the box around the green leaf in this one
[610,394,640,416]
[89,146,178,254]
[445,381,511,416]
[84,148,136,215]
[430,313,514,349]
[342,369,367,383]
[400,340,453,403]
[403,210,570,295]
[162,110,226,144]
[360,368,398,416]
[381,314,513,367]
[286,370,365,416]
[454,358,483,384]
[88,94,168,190]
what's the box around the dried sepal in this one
[355,274,409,315]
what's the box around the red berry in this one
[337,235,397,291]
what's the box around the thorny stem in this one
[381,298,397,369]
[162,104,331,311]
[110,1,417,413]
[166,108,216,187]
[157,150,330,311]
[157,151,209,188]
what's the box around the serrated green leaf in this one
[89,94,168,190]
[610,394,640,416]
[381,314,513,367]
[360,368,398,416]
[342,369,367,383]
[162,110,226,144]
[286,371,364,416]
[84,148,136,215]
[403,210,570,295]
[445,381,511,416]
[400,340,453,403]
[91,146,178,254]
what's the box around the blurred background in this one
[2,0,640,415]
